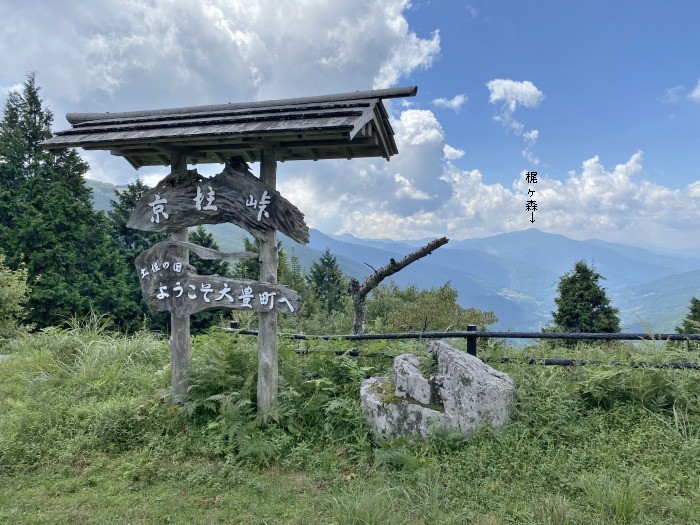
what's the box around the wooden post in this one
[258,149,279,413]
[170,152,190,403]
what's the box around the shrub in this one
[0,254,30,340]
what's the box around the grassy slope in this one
[1,325,699,525]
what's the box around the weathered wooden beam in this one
[136,136,376,157]
[64,108,366,135]
[64,86,416,124]
[44,125,357,151]
[119,147,385,167]
[371,105,393,160]
[257,148,279,415]
[145,240,257,262]
[124,156,142,170]
[169,154,190,404]
[55,131,355,158]
[348,103,378,139]
[70,101,374,130]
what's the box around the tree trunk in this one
[351,278,367,335]
[350,237,449,334]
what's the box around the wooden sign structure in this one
[135,240,301,317]
[128,156,307,406]
[43,86,418,413]
[127,159,308,244]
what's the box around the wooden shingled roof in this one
[42,86,417,168]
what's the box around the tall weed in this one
[579,472,648,524]
[530,494,570,525]
[329,486,403,525]
[0,325,170,472]
[579,366,700,413]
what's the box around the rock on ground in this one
[360,340,514,438]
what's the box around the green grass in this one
[1,324,699,524]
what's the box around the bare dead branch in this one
[350,236,449,334]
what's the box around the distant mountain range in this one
[87,179,700,333]
[88,179,128,212]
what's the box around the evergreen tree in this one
[189,226,230,278]
[550,260,620,334]
[308,248,347,313]
[233,236,293,285]
[188,226,231,333]
[676,297,700,334]
[234,236,260,280]
[675,297,700,351]
[108,179,168,255]
[108,179,169,330]
[279,249,307,299]
[0,74,140,328]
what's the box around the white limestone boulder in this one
[393,354,432,404]
[360,376,453,438]
[360,340,514,438]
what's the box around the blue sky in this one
[403,1,700,190]
[1,0,699,250]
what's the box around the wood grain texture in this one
[257,149,279,414]
[64,86,417,124]
[126,158,309,244]
[135,241,300,317]
[147,240,257,262]
[169,153,190,404]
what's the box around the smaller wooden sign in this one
[126,159,309,244]
[135,241,301,317]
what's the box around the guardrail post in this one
[466,324,477,356]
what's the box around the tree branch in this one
[354,237,449,299]
[350,236,449,334]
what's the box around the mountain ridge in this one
[86,179,700,332]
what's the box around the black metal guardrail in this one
[224,324,700,370]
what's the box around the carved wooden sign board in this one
[135,241,301,317]
[127,160,309,245]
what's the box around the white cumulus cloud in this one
[3,83,22,95]
[487,78,544,164]
[687,180,700,198]
[0,0,442,191]
[0,0,440,120]
[432,93,467,112]
[662,79,700,104]
[523,129,539,143]
[443,145,465,160]
[277,108,452,229]
[487,79,543,112]
[300,151,700,251]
